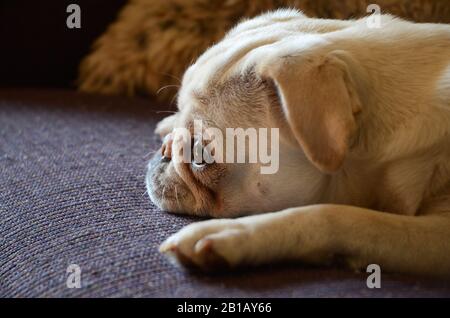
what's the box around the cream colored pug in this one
[146,9,450,277]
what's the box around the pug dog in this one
[146,9,450,277]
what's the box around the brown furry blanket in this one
[78,0,450,102]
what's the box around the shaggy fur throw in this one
[78,0,450,102]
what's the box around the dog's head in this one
[146,10,363,217]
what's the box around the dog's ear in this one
[261,50,362,173]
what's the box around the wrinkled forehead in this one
[177,69,271,131]
[175,10,307,130]
[179,39,251,101]
[179,9,312,92]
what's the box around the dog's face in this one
[146,10,364,217]
[146,72,325,217]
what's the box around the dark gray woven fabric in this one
[1,89,449,297]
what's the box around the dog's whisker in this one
[169,91,180,108]
[155,110,177,114]
[162,186,167,201]
[156,84,180,95]
[159,72,182,84]
[143,149,159,158]
[174,186,181,211]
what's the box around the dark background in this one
[0,0,126,88]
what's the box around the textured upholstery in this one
[1,89,449,297]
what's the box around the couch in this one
[1,0,449,298]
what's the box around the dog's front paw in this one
[159,219,252,271]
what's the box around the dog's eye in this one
[191,138,213,169]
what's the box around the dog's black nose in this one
[161,155,171,163]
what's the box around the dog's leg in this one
[160,204,450,277]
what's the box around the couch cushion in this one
[1,89,449,297]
